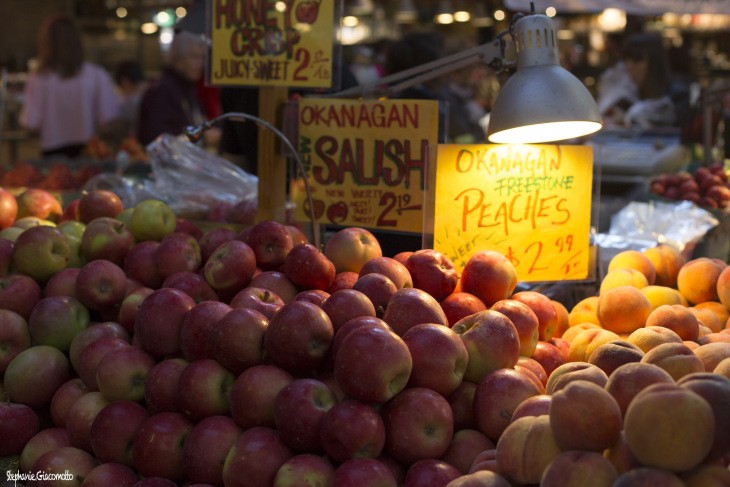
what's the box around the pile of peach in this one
[501,245,730,486]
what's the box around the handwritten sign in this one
[291,98,440,232]
[209,0,335,88]
[433,144,594,282]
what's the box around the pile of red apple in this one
[1,185,729,487]
[649,162,730,210]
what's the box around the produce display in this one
[1,186,730,487]
[649,162,730,210]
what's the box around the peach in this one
[604,431,642,474]
[539,450,618,487]
[567,328,621,363]
[677,372,730,462]
[510,291,558,341]
[529,341,566,378]
[643,243,685,288]
[587,339,644,377]
[550,300,570,338]
[612,467,685,487]
[490,300,539,357]
[597,286,652,335]
[599,268,649,294]
[697,332,730,346]
[545,361,609,395]
[441,429,495,475]
[645,304,700,342]
[681,464,730,487]
[469,448,497,474]
[549,380,622,452]
[677,257,726,305]
[494,415,562,486]
[567,296,599,327]
[626,325,683,353]
[713,357,730,379]
[446,470,511,487]
[604,362,676,417]
[640,285,686,310]
[695,301,730,326]
[510,394,552,422]
[623,383,715,472]
[561,322,601,344]
[717,264,730,311]
[640,341,705,381]
[694,342,730,371]
[688,306,723,333]
[607,249,657,285]
[683,340,701,351]
[460,250,518,307]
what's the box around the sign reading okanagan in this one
[434,145,594,282]
[292,98,440,232]
[209,0,335,88]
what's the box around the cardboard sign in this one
[292,98,440,232]
[433,144,594,282]
[209,0,336,88]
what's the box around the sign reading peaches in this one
[209,0,335,88]
[433,145,594,282]
[292,98,440,232]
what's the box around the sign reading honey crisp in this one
[209,0,335,88]
[433,144,594,282]
[292,98,440,232]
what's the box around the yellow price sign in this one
[292,98,440,232]
[209,0,335,88]
[433,144,594,282]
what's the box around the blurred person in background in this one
[114,60,147,137]
[20,14,121,158]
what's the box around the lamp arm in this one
[328,35,512,99]
[185,112,319,248]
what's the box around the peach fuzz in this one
[597,286,652,335]
[644,304,700,342]
[717,264,730,311]
[599,268,649,294]
[607,249,657,285]
[613,468,685,487]
[604,432,642,475]
[643,243,685,288]
[550,300,570,339]
[713,357,730,379]
[676,257,726,305]
[566,328,621,363]
[694,342,730,371]
[495,415,562,486]
[683,340,700,352]
[640,342,705,381]
[561,322,601,343]
[688,306,723,333]
[567,296,599,327]
[694,301,729,326]
[697,332,730,346]
[626,325,683,353]
[587,339,644,377]
[640,285,687,311]
[545,361,608,395]
[539,450,618,487]
[604,362,675,417]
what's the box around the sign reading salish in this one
[433,144,594,282]
[292,98,440,232]
[209,0,335,88]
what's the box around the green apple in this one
[129,199,176,242]
[12,225,71,282]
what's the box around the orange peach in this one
[495,415,562,486]
[490,299,539,357]
[587,339,644,377]
[597,286,652,335]
[539,450,618,487]
[607,249,656,285]
[567,296,599,327]
[549,380,622,452]
[640,342,705,381]
[545,361,609,395]
[561,322,601,344]
[688,306,723,333]
[683,340,701,351]
[623,383,715,472]
[694,342,730,371]
[681,464,730,487]
[694,301,729,326]
[626,325,683,353]
[510,394,552,422]
[640,285,687,311]
[448,470,511,487]
[645,304,700,342]
[713,357,730,379]
[677,372,730,462]
[717,264,730,311]
[697,332,730,345]
[599,268,649,294]
[567,328,621,363]
[510,291,558,342]
[612,467,685,487]
[550,300,570,339]
[604,362,675,417]
[677,257,726,305]
[643,243,685,288]
[604,432,642,475]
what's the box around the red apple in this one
[327,271,359,293]
[123,241,163,289]
[229,286,284,320]
[28,295,91,353]
[144,357,189,414]
[530,340,567,377]
[183,415,242,486]
[264,300,334,375]
[12,225,71,282]
[404,459,461,487]
[285,224,309,246]
[43,267,80,299]
[405,249,459,301]
[440,292,487,327]
[4,345,72,408]
[0,273,42,319]
[31,446,98,486]
[0,187,18,229]
[293,289,330,306]
[96,345,157,402]
[352,272,398,317]
[334,324,412,404]
[89,400,149,466]
[393,251,414,266]
[65,390,110,451]
[511,291,559,341]
[321,288,377,332]
[273,454,335,487]
[117,286,154,333]
[154,232,202,280]
[222,426,294,487]
[333,458,398,487]
[132,412,194,483]
[76,336,130,389]
[460,250,518,307]
[283,242,336,290]
[80,216,134,265]
[229,364,294,429]
[75,259,128,311]
[327,316,393,370]
[0,237,14,276]
[360,256,413,290]
[382,387,454,465]
[447,381,478,431]
[402,323,468,397]
[204,239,257,297]
[441,429,496,475]
[0,309,31,375]
[161,270,219,303]
[174,217,203,239]
[324,227,383,274]
[0,401,40,456]
[382,287,449,336]
[81,462,139,487]
[245,220,294,270]
[134,287,196,357]
[19,428,71,473]
[179,300,233,361]
[273,377,338,452]
[77,189,124,223]
[68,321,129,373]
[211,307,269,375]
[250,270,298,303]
[198,226,237,262]
[490,299,540,357]
[50,378,87,428]
[319,399,386,463]
[15,188,62,222]
[177,359,235,422]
